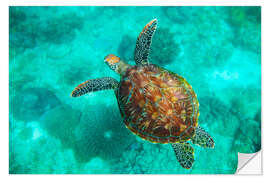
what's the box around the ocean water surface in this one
[9,6,261,174]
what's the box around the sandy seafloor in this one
[9,6,261,174]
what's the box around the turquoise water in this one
[9,6,261,174]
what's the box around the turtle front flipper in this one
[71,77,119,97]
[134,19,158,66]
[191,126,215,148]
[172,142,194,169]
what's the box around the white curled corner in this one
[236,151,262,174]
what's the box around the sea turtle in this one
[71,19,214,169]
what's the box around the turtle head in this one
[104,54,131,75]
[104,54,120,71]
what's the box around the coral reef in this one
[9,118,111,174]
[111,135,238,174]
[117,34,136,63]
[59,63,93,87]
[163,7,235,68]
[199,94,261,155]
[11,87,61,122]
[9,7,84,52]
[229,86,261,119]
[149,27,181,66]
[10,127,79,174]
[39,13,84,44]
[230,87,261,153]
[161,6,195,24]
[73,104,137,163]
[198,95,240,138]
[39,105,81,149]
[192,133,238,174]
[110,141,183,174]
[227,7,260,28]
[233,117,261,153]
[182,18,234,67]
[9,7,37,55]
[227,7,261,54]
[9,7,26,32]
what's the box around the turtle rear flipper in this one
[191,126,215,148]
[71,77,119,97]
[134,19,158,66]
[172,142,194,169]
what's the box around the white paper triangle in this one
[236,151,262,174]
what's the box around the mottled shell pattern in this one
[117,64,199,144]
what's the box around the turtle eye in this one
[110,64,117,71]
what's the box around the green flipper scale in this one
[172,142,194,169]
[71,77,119,97]
[191,126,215,148]
[134,19,157,66]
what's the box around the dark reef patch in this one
[233,117,261,153]
[230,86,261,119]
[39,13,84,44]
[199,93,261,154]
[149,27,180,66]
[9,7,84,51]
[38,103,137,164]
[59,63,92,87]
[11,87,61,122]
[199,95,240,138]
[227,7,261,54]
[40,105,81,149]
[73,105,136,163]
[161,7,193,24]
[117,34,136,63]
